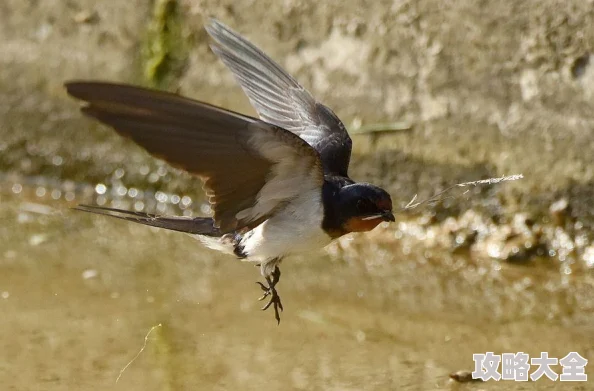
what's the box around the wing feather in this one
[66,82,323,233]
[206,19,353,176]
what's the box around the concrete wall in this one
[1,0,593,221]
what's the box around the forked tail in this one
[75,205,222,236]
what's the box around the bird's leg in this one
[255,265,283,324]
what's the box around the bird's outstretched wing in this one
[66,82,323,234]
[206,19,352,176]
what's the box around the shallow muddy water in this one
[0,176,592,390]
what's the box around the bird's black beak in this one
[382,210,396,222]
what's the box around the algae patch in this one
[141,0,188,90]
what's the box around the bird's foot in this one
[255,266,283,324]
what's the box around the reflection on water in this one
[0,180,592,390]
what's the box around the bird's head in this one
[337,183,395,233]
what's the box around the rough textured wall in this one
[1,0,593,220]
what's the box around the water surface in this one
[1,180,592,390]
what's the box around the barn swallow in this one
[66,19,394,324]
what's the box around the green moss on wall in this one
[141,0,188,90]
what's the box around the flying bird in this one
[66,19,395,323]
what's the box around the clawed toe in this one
[256,282,271,301]
[260,288,283,324]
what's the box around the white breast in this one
[240,187,332,262]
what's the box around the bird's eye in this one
[356,199,372,213]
